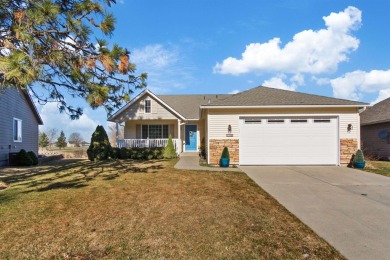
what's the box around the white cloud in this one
[39,102,100,141]
[330,70,390,101]
[372,89,390,104]
[132,44,178,69]
[262,76,297,91]
[291,73,305,86]
[228,89,240,94]
[214,6,361,75]
[312,76,330,86]
[130,44,194,94]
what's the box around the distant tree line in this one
[39,129,85,149]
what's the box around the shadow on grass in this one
[0,159,167,195]
[37,179,88,192]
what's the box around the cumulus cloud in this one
[39,102,100,141]
[262,76,297,91]
[330,70,390,102]
[214,6,361,75]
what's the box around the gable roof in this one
[1,88,43,125]
[108,89,188,121]
[202,86,367,107]
[360,97,390,125]
[157,94,230,119]
[23,91,44,125]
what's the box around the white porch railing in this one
[117,139,182,154]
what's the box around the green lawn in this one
[0,159,344,259]
[363,161,390,177]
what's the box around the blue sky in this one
[39,0,390,140]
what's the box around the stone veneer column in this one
[340,138,358,165]
[209,139,239,165]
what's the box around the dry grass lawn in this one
[0,159,344,259]
[363,161,390,177]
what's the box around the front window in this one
[13,118,22,142]
[144,100,151,113]
[142,124,169,139]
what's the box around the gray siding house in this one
[360,97,390,160]
[0,88,43,166]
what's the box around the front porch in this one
[117,138,182,154]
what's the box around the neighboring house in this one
[0,88,43,166]
[81,141,90,147]
[360,97,390,160]
[108,86,367,166]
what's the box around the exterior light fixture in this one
[347,124,353,132]
[228,124,232,133]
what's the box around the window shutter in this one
[136,124,141,139]
[169,124,174,137]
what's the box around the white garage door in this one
[239,117,338,165]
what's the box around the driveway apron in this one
[241,166,390,260]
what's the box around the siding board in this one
[0,89,41,166]
[115,94,178,121]
[361,122,390,159]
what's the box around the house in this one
[360,97,390,160]
[108,86,367,166]
[0,88,43,166]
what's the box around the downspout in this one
[115,120,119,148]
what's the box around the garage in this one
[239,117,339,165]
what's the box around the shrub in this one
[119,147,131,159]
[87,125,112,161]
[221,147,230,159]
[353,149,365,163]
[16,149,33,166]
[134,148,144,160]
[27,151,39,165]
[153,148,163,159]
[163,134,176,159]
[110,147,120,159]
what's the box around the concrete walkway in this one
[174,152,241,171]
[241,166,390,260]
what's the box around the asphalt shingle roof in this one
[204,86,367,107]
[157,94,230,119]
[360,97,390,125]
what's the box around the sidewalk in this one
[174,152,241,172]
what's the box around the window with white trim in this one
[142,124,169,139]
[144,100,151,113]
[13,118,22,142]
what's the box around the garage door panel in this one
[239,117,338,165]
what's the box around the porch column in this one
[115,120,119,148]
[177,119,181,154]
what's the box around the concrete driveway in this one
[241,166,390,260]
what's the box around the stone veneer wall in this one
[340,138,358,165]
[209,139,239,165]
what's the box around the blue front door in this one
[185,125,197,151]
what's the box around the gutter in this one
[200,104,368,109]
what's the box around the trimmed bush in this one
[87,125,112,161]
[27,151,39,165]
[16,149,33,166]
[110,147,120,159]
[353,149,365,163]
[221,147,230,159]
[163,135,176,159]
